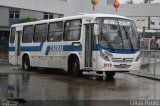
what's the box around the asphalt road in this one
[0,63,160,106]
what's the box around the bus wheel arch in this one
[68,54,82,77]
[22,53,31,70]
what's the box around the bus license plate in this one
[119,64,127,68]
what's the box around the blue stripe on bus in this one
[45,45,82,55]
[95,44,139,54]
[8,47,15,51]
[9,45,82,52]
[9,44,83,55]
[63,45,82,51]
[8,42,44,52]
[45,46,50,55]
[21,42,44,51]
[9,42,44,52]
[9,44,139,55]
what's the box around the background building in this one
[0,0,65,52]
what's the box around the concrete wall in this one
[129,17,149,30]
[150,17,160,30]
[0,6,9,27]
[0,0,69,16]
[0,6,51,28]
[128,16,160,30]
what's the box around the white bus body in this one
[9,14,140,77]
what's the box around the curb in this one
[127,72,160,81]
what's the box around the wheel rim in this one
[23,56,30,70]
[24,61,28,70]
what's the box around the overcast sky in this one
[119,0,160,4]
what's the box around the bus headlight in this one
[100,51,111,61]
[135,52,143,62]
[135,55,140,62]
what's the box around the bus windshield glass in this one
[96,18,139,50]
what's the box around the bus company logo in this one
[50,45,63,52]
[122,58,125,62]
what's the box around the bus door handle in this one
[72,42,81,47]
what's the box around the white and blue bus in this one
[9,14,140,77]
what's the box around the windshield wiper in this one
[100,33,114,51]
[123,26,134,51]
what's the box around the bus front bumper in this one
[95,59,140,72]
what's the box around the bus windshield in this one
[96,18,139,50]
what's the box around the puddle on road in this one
[0,68,160,102]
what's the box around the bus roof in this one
[11,13,131,27]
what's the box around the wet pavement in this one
[134,51,160,79]
[0,63,160,106]
[1,51,160,106]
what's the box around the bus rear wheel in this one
[105,71,116,78]
[69,58,82,77]
[22,55,31,71]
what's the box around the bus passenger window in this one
[48,21,63,42]
[64,19,81,41]
[23,25,34,43]
[34,23,47,42]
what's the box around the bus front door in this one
[85,24,94,68]
[15,31,21,65]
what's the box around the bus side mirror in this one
[94,24,99,36]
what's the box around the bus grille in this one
[111,58,134,62]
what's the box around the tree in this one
[18,17,37,23]
[126,0,134,4]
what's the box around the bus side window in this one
[64,19,81,41]
[48,21,63,42]
[34,23,47,42]
[10,27,16,43]
[22,25,34,43]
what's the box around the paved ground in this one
[1,53,160,105]
[0,64,160,106]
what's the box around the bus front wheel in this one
[69,58,82,77]
[105,71,116,78]
[22,55,31,71]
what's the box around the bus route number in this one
[50,45,63,52]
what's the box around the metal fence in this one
[139,50,160,77]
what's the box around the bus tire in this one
[105,71,116,78]
[71,58,82,77]
[22,55,31,71]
